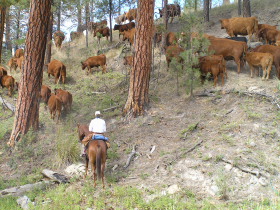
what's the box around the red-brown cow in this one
[54,88,73,112]
[15,48,24,58]
[199,55,227,86]
[113,22,135,39]
[165,45,185,70]
[220,17,258,44]
[15,56,24,72]
[252,45,280,79]
[40,85,51,105]
[81,54,107,74]
[258,24,277,33]
[53,31,65,49]
[125,8,137,22]
[123,55,133,66]
[166,32,178,46]
[7,58,17,72]
[70,31,84,41]
[208,37,248,73]
[245,52,273,80]
[94,27,110,44]
[46,59,66,84]
[115,13,126,25]
[122,28,136,46]
[48,94,62,122]
[0,71,15,97]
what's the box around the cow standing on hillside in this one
[220,17,258,44]
[46,59,67,84]
[54,88,73,112]
[53,31,65,49]
[114,22,135,40]
[125,8,137,22]
[94,27,110,44]
[81,54,107,74]
[159,4,181,24]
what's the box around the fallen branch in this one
[42,169,69,184]
[97,42,122,54]
[0,181,53,198]
[102,104,122,112]
[167,140,203,166]
[221,158,268,178]
[123,145,137,169]
[0,94,15,112]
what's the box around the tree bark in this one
[204,0,210,22]
[90,0,94,22]
[109,0,113,42]
[243,0,251,17]
[57,0,61,31]
[5,6,12,53]
[45,13,53,70]
[161,0,168,51]
[85,2,89,47]
[194,0,197,11]
[77,2,82,31]
[8,0,52,147]
[123,0,155,118]
[238,0,242,16]
[15,7,21,50]
[0,6,6,64]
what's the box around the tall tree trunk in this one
[57,0,61,31]
[204,0,210,22]
[238,0,242,16]
[161,0,168,51]
[209,0,212,10]
[118,0,121,15]
[109,0,113,42]
[77,2,82,31]
[123,0,155,118]
[243,0,251,17]
[45,13,53,70]
[5,6,12,53]
[90,0,94,22]
[0,6,6,64]
[194,0,197,11]
[85,3,89,47]
[8,0,52,147]
[15,8,21,50]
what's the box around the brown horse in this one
[77,123,91,141]
[84,140,107,188]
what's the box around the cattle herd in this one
[0,4,279,121]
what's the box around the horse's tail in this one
[96,143,102,180]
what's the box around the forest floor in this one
[1,0,280,209]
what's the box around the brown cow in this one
[48,94,62,121]
[166,32,178,46]
[70,31,84,41]
[8,58,17,72]
[77,123,91,141]
[40,85,51,105]
[53,31,65,49]
[125,8,137,22]
[0,72,15,97]
[94,27,110,44]
[257,28,280,45]
[258,24,277,33]
[15,56,24,72]
[122,28,136,46]
[0,67,8,76]
[198,55,227,86]
[123,55,133,66]
[113,22,135,39]
[245,52,273,80]
[252,45,280,79]
[81,54,107,74]
[159,4,181,23]
[220,17,258,44]
[54,88,73,112]
[15,48,24,58]
[208,37,248,73]
[47,59,66,84]
[92,20,107,31]
[165,45,185,70]
[115,13,126,25]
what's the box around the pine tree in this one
[8,0,52,147]
[124,0,155,118]
[243,0,251,17]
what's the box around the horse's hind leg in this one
[101,162,105,189]
[84,157,89,179]
[92,162,97,187]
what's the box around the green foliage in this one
[169,12,210,96]
[55,125,80,166]
[0,196,19,210]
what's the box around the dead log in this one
[102,104,122,112]
[167,140,203,166]
[124,145,137,169]
[0,181,53,198]
[42,169,69,183]
[0,93,15,112]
